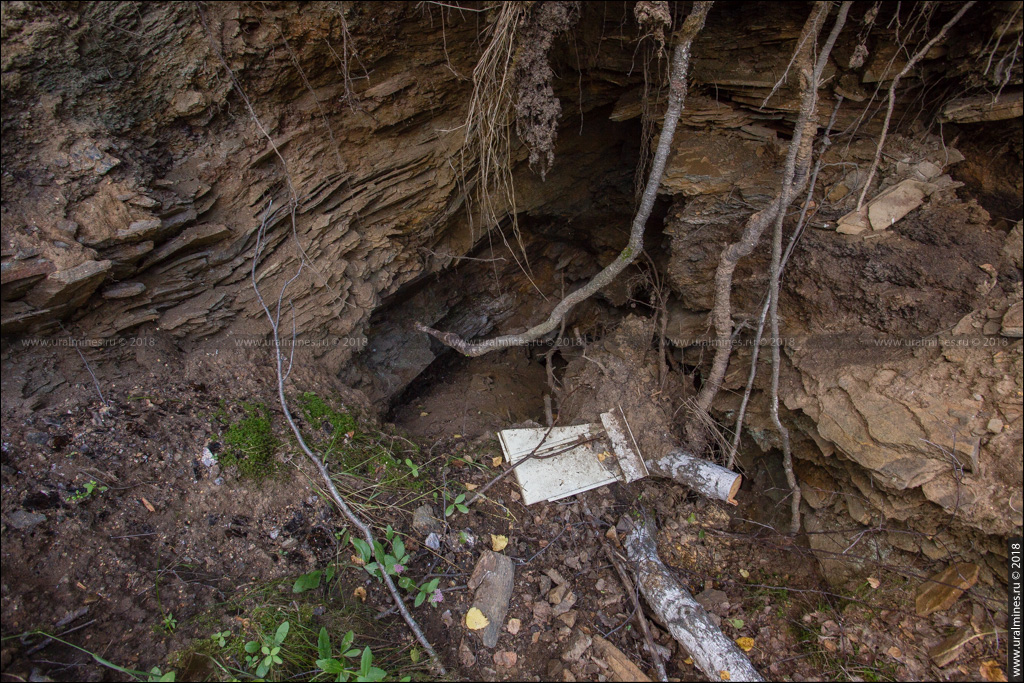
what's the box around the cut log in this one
[646,449,741,505]
[625,521,764,682]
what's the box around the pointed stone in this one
[915,563,979,616]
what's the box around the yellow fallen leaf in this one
[492,456,503,468]
[350,554,365,566]
[980,660,1007,682]
[683,657,693,666]
[491,534,508,552]
[596,451,610,462]
[353,587,366,602]
[739,568,750,578]
[866,576,880,588]
[735,637,755,652]
[453,434,462,438]
[720,671,731,681]
[465,483,478,490]
[466,607,489,630]
[420,412,429,417]
[141,497,156,513]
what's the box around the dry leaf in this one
[720,671,731,681]
[867,577,881,589]
[507,618,522,635]
[739,568,750,578]
[887,646,902,659]
[420,412,429,417]
[491,456,503,468]
[453,434,462,438]
[596,451,610,462]
[141,497,156,513]
[350,554,365,566]
[465,483,479,491]
[980,660,1007,682]
[466,607,490,630]
[683,657,693,666]
[491,534,509,552]
[353,587,367,602]
[735,637,755,652]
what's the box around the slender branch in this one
[251,208,445,674]
[855,2,976,210]
[415,2,713,357]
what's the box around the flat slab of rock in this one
[915,563,979,616]
[468,549,514,648]
[25,259,111,310]
[411,504,441,534]
[6,510,47,530]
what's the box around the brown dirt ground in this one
[0,339,1011,682]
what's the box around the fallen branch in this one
[416,2,713,356]
[625,520,764,682]
[646,449,741,505]
[251,205,444,674]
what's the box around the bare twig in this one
[250,206,444,674]
[416,2,713,356]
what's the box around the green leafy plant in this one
[315,628,361,681]
[68,479,108,503]
[244,620,289,679]
[352,526,409,581]
[444,492,468,517]
[292,564,337,593]
[210,630,230,648]
[403,458,420,478]
[161,613,178,633]
[397,576,442,608]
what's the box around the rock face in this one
[1,2,1021,584]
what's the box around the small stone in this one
[25,431,50,446]
[7,510,46,530]
[695,588,729,613]
[493,651,518,668]
[411,504,441,534]
[556,610,577,628]
[507,618,521,635]
[915,563,980,616]
[459,639,476,668]
[561,629,592,662]
[213,477,224,486]
[201,447,217,467]
[425,532,441,550]
[1001,301,1023,338]
[987,418,1004,433]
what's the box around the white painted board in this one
[498,424,617,505]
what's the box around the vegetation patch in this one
[218,402,279,480]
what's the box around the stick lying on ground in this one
[646,449,741,506]
[251,204,444,675]
[415,2,713,357]
[625,520,764,682]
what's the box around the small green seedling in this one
[445,493,468,517]
[403,458,420,478]
[729,618,745,629]
[315,628,361,682]
[161,613,178,633]
[210,631,230,648]
[68,480,108,503]
[244,621,289,679]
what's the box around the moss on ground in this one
[218,402,278,480]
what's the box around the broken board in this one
[498,424,618,505]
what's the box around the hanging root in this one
[417,2,714,357]
[855,2,976,210]
[689,1,847,446]
[251,208,445,675]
